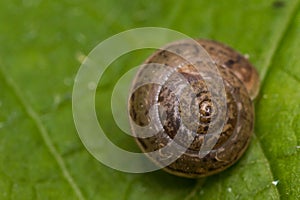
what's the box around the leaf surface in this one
[0,0,299,199]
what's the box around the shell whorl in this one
[128,39,257,178]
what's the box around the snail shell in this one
[128,39,260,178]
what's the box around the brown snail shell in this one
[128,39,260,178]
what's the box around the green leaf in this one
[0,0,299,199]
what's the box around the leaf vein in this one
[255,0,300,198]
[259,0,300,83]
[282,68,300,84]
[183,178,206,200]
[0,67,86,200]
[252,134,280,198]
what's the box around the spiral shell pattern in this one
[128,39,258,178]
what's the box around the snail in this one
[128,39,260,178]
